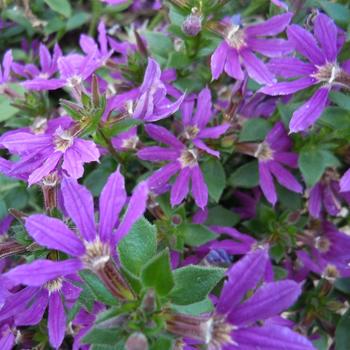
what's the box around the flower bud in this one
[125,332,148,350]
[182,10,202,36]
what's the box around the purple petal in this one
[225,48,244,80]
[15,289,48,326]
[115,181,149,243]
[211,41,228,80]
[259,161,277,205]
[287,25,325,65]
[137,146,179,162]
[314,13,338,63]
[3,50,13,82]
[0,132,51,154]
[4,259,83,286]
[289,87,329,133]
[28,151,62,186]
[230,281,301,324]
[61,177,96,242]
[192,87,212,128]
[25,214,85,256]
[0,325,15,350]
[268,57,316,78]
[265,122,291,151]
[48,291,66,349]
[248,38,293,58]
[240,49,275,85]
[191,165,208,209]
[259,76,316,96]
[80,34,98,55]
[171,167,191,207]
[62,148,84,179]
[149,93,185,121]
[99,168,127,242]
[144,124,184,148]
[340,168,350,192]
[98,21,108,55]
[269,161,303,194]
[73,139,100,162]
[197,124,230,139]
[148,162,181,189]
[140,58,161,92]
[234,325,315,350]
[22,78,65,91]
[274,152,298,168]
[217,248,268,314]
[39,44,52,73]
[245,12,293,36]
[308,183,322,218]
[192,139,220,158]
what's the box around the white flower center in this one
[254,142,274,161]
[83,237,111,271]
[53,127,74,152]
[178,148,198,168]
[225,25,246,49]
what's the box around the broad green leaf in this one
[44,0,72,17]
[184,223,216,247]
[205,205,240,226]
[335,309,350,350]
[0,96,18,122]
[201,158,226,202]
[66,12,91,31]
[239,119,270,142]
[82,328,122,346]
[229,160,259,188]
[151,336,174,350]
[141,249,174,296]
[329,91,350,111]
[172,298,213,315]
[79,270,118,306]
[118,217,157,276]
[170,265,225,305]
[319,1,350,26]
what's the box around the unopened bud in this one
[125,332,148,350]
[41,172,59,213]
[142,289,156,313]
[182,10,202,36]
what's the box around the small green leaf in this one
[335,309,350,350]
[329,91,350,111]
[0,96,18,122]
[172,298,213,315]
[229,160,259,188]
[44,0,72,17]
[201,158,226,202]
[79,270,118,306]
[151,336,174,350]
[170,265,225,305]
[319,1,350,26]
[141,249,174,296]
[118,217,157,276]
[66,12,91,31]
[184,223,216,247]
[239,119,270,142]
[82,328,121,346]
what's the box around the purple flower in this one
[238,122,302,205]
[80,21,113,66]
[260,13,347,133]
[308,170,350,218]
[0,260,82,349]
[173,248,314,349]
[211,13,292,84]
[112,126,140,151]
[23,169,148,269]
[0,50,12,90]
[296,221,350,280]
[23,52,100,91]
[0,123,100,185]
[13,43,61,83]
[137,88,229,208]
[132,58,185,121]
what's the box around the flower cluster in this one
[0,1,349,349]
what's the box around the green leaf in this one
[239,119,270,142]
[79,270,119,306]
[0,96,18,122]
[184,223,216,246]
[229,160,259,188]
[141,249,174,296]
[82,328,121,346]
[201,158,226,202]
[118,217,157,276]
[151,336,174,350]
[299,148,339,188]
[205,205,240,226]
[170,265,225,305]
[66,12,91,31]
[171,298,213,315]
[319,1,350,26]
[44,0,72,17]
[143,31,173,62]
[329,91,350,111]
[167,51,191,69]
[336,309,350,350]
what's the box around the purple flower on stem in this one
[0,50,13,91]
[340,168,350,192]
[260,13,348,133]
[0,123,100,185]
[24,168,148,272]
[211,13,292,84]
[237,122,302,205]
[138,88,229,208]
[0,260,82,349]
